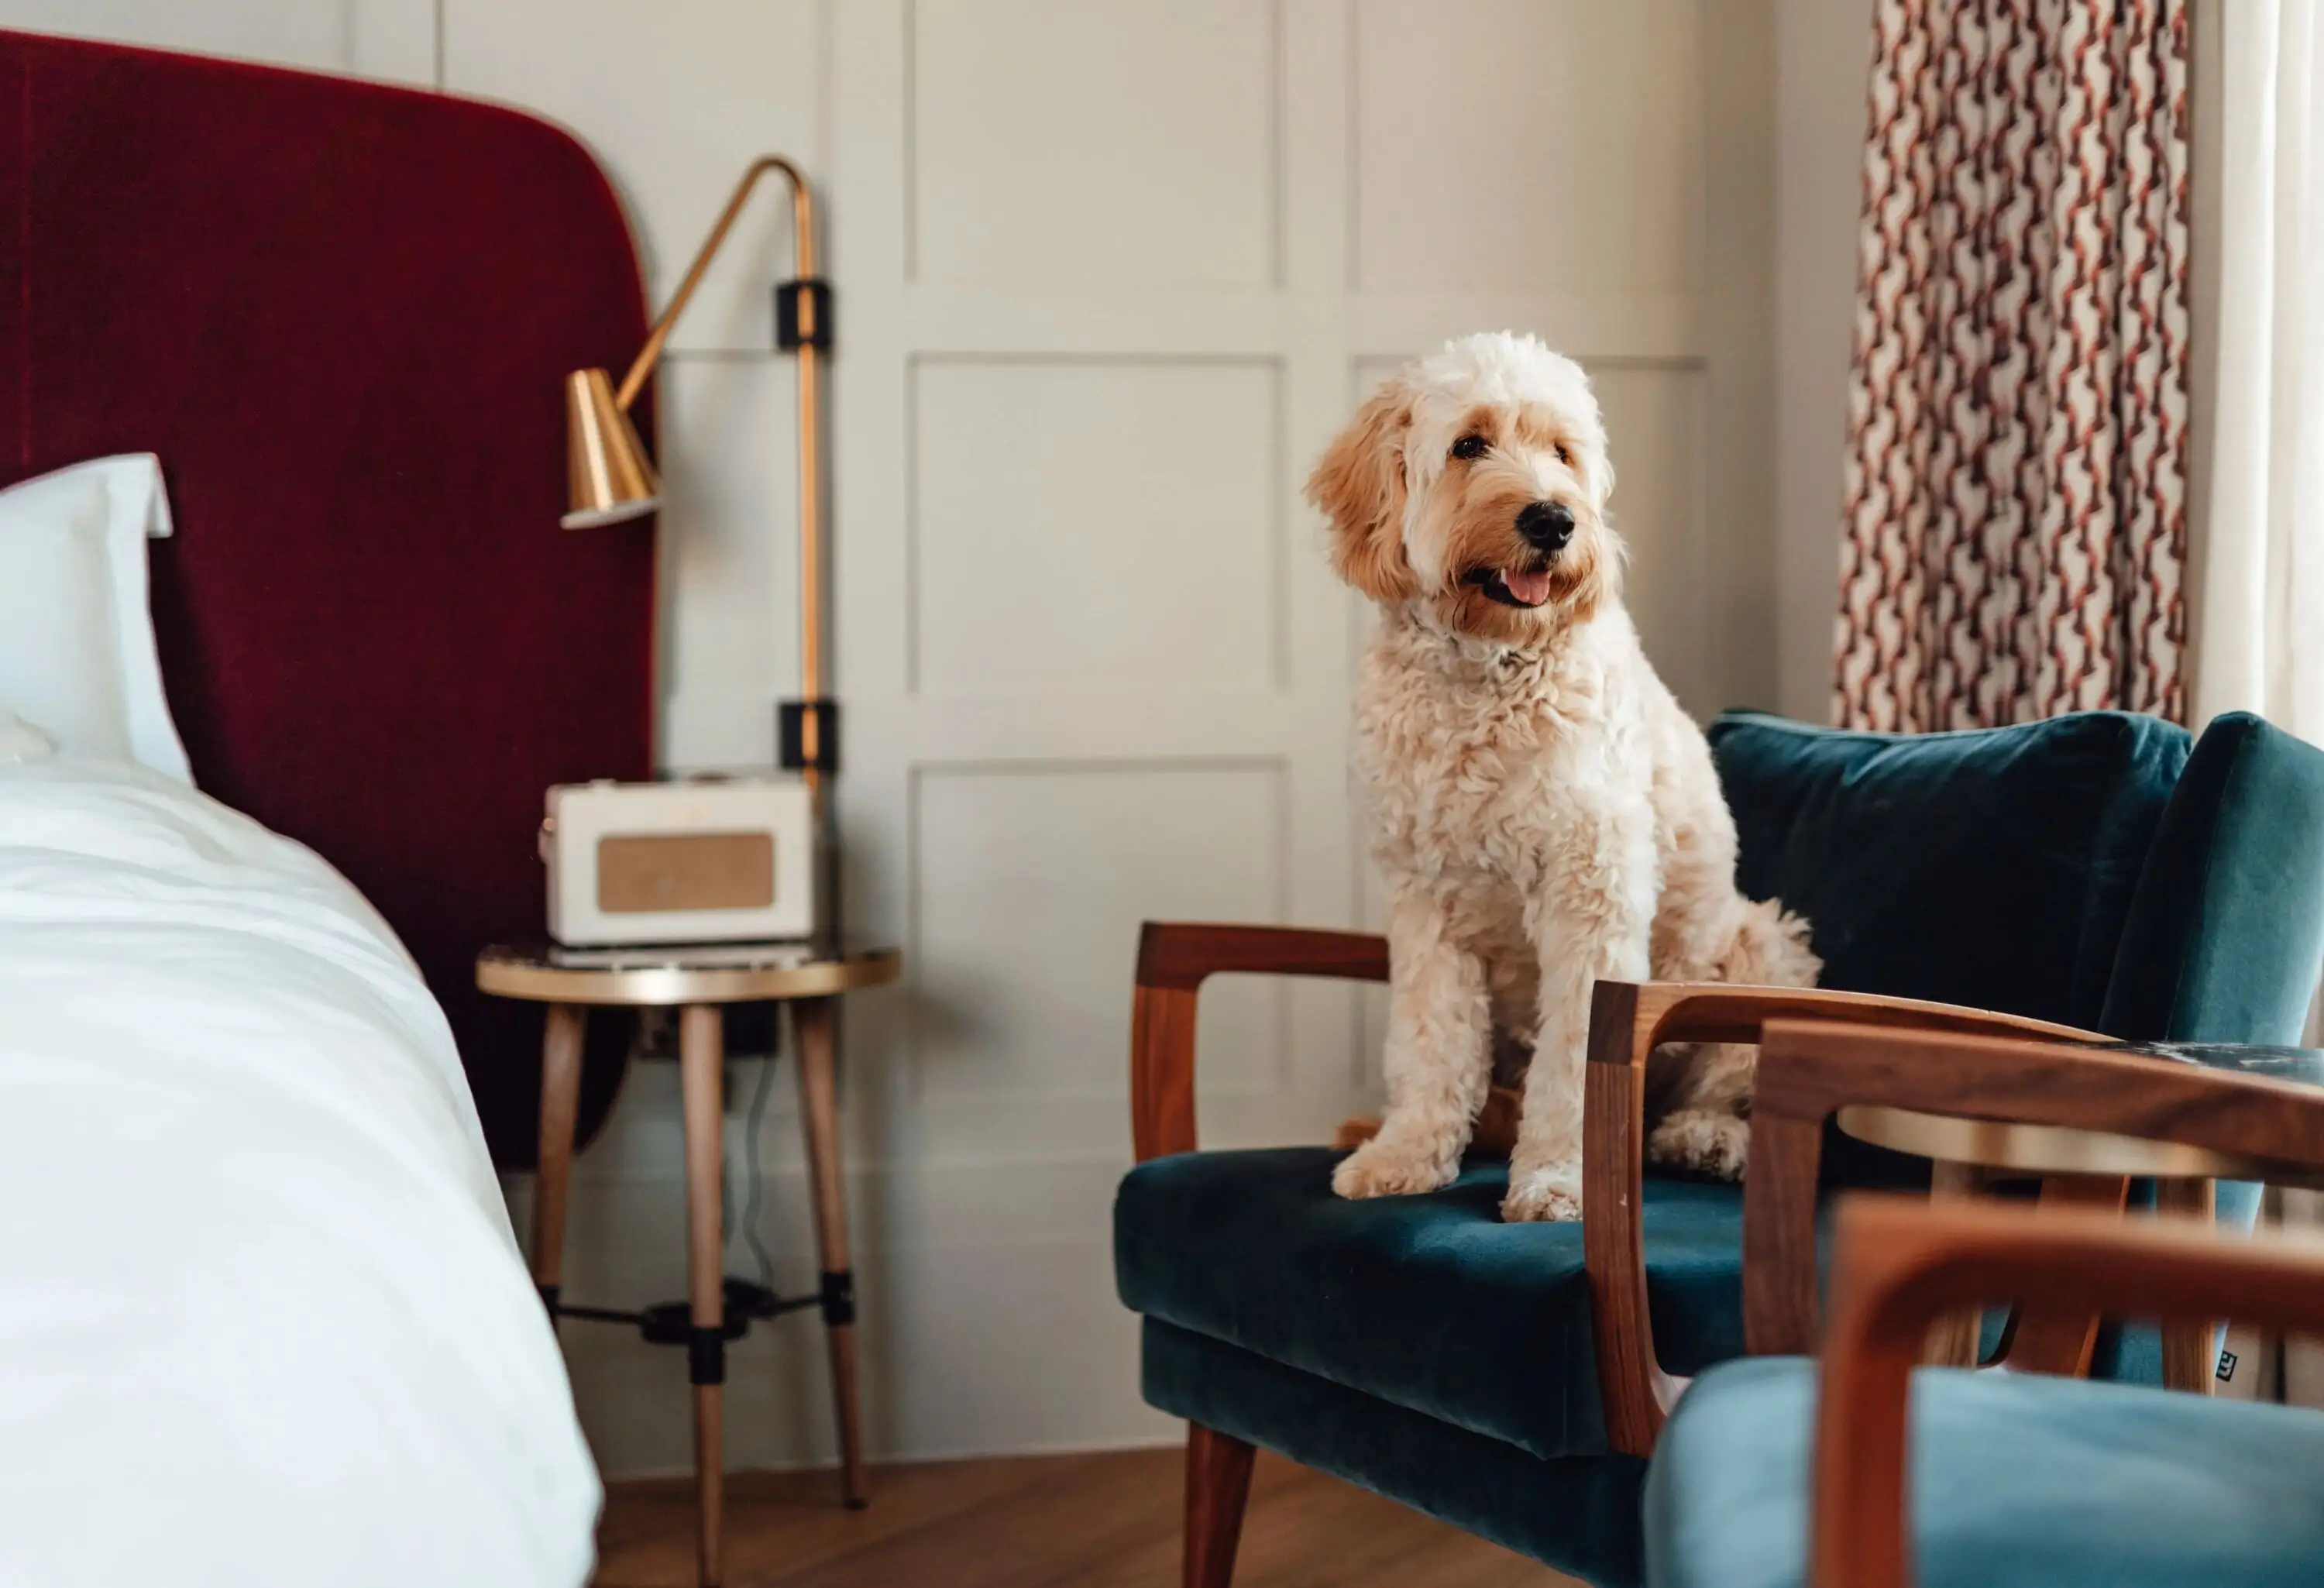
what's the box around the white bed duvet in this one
[0,758,598,1586]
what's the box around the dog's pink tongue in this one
[1502,568,1556,607]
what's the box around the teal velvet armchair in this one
[1648,1019,2324,1588]
[1113,710,2324,1587]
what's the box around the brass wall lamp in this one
[565,154,839,789]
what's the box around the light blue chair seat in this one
[1645,1356,2324,1588]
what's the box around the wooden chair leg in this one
[679,1005,727,1588]
[793,996,869,1508]
[531,1003,587,1328]
[1183,1423,1256,1588]
[1997,1173,2131,1377]
[2159,1177,2219,1393]
[1919,1161,1984,1366]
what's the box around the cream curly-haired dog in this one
[1312,332,1819,1223]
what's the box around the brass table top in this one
[1837,1042,2324,1186]
[476,940,901,1006]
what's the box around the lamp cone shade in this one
[562,367,662,528]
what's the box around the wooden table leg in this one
[679,1005,727,1588]
[532,1004,587,1328]
[794,995,869,1507]
[2159,1177,2219,1394]
[1998,1173,2132,1377]
[1920,1161,1984,1367]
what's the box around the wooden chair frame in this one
[1577,982,2092,1451]
[1741,1019,2324,1387]
[1814,1191,2324,1588]
[1129,921,2101,1586]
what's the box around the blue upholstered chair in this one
[1648,1037,2324,1588]
[1113,710,2324,1587]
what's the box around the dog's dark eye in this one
[1450,434,1489,462]
[1554,442,1573,466]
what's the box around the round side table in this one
[478,942,900,1588]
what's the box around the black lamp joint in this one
[779,699,841,773]
[776,279,834,352]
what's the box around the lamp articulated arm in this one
[571,153,835,775]
[614,156,830,728]
[612,155,816,411]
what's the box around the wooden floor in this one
[594,1448,1580,1588]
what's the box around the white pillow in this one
[0,455,191,782]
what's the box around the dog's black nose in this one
[1517,501,1574,552]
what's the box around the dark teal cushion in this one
[1146,1317,1648,1588]
[1710,710,2191,1190]
[1645,1356,2324,1588]
[1115,1146,1750,1460]
[2103,712,2324,1044]
[1710,710,2189,1029]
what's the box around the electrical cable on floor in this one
[741,1024,779,1291]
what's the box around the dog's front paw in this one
[1332,1136,1456,1199]
[1501,1162,1583,1222]
[1647,1109,1750,1181]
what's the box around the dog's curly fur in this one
[1310,332,1820,1222]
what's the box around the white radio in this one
[541,778,817,946]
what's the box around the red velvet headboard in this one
[0,31,654,1164]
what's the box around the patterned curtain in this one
[1834,0,2192,730]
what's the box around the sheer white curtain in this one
[2188,0,2324,1407]
[2192,0,2324,738]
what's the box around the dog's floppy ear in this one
[1306,379,1418,601]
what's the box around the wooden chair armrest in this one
[1814,1196,2324,1588]
[1590,981,2099,1065]
[1131,922,1388,1162]
[1741,1019,2324,1358]
[1580,983,2100,1458]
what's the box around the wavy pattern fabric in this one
[1836,0,2191,730]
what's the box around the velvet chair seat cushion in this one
[1645,1356,2324,1588]
[1115,1146,1752,1461]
